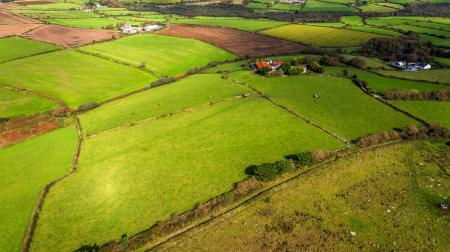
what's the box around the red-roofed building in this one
[255,60,285,73]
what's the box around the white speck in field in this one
[350,231,356,236]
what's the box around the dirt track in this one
[158,24,304,57]
[23,25,117,47]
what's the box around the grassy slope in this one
[158,142,450,251]
[324,66,450,93]
[80,73,252,135]
[173,18,287,32]
[375,69,450,84]
[80,34,236,77]
[31,96,343,252]
[228,71,417,140]
[0,37,60,63]
[0,50,155,108]
[0,126,78,252]
[47,17,141,29]
[390,101,450,128]
[0,89,58,118]
[260,24,380,47]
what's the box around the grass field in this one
[0,89,58,118]
[0,126,77,252]
[390,101,450,128]
[157,141,450,251]
[419,34,450,48]
[0,50,155,107]
[228,71,417,140]
[80,34,236,77]
[12,9,100,19]
[31,96,343,252]
[324,67,450,93]
[173,17,287,32]
[375,69,450,84]
[348,26,402,37]
[260,24,381,47]
[202,61,244,73]
[0,37,60,63]
[341,16,364,26]
[47,17,141,29]
[80,73,252,135]
[359,4,397,12]
[435,57,450,67]
[303,0,357,12]
[26,3,81,10]
[391,24,450,38]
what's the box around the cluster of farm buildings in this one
[121,24,163,34]
[392,61,431,72]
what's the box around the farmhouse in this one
[121,24,143,34]
[405,62,431,72]
[392,61,406,69]
[255,60,284,72]
[143,24,162,32]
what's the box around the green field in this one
[419,34,450,47]
[80,73,251,135]
[341,16,364,26]
[348,26,402,37]
[47,17,141,29]
[391,101,450,128]
[375,69,450,84]
[31,96,343,252]
[0,50,155,107]
[80,34,236,77]
[324,67,450,93]
[12,9,100,19]
[435,57,450,67]
[26,3,81,10]
[303,0,357,12]
[359,4,397,12]
[0,37,60,63]
[157,142,450,251]
[173,17,287,32]
[0,126,77,252]
[260,24,381,47]
[228,71,417,140]
[0,89,58,118]
[391,24,450,38]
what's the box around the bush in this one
[288,66,305,75]
[150,76,176,88]
[308,62,323,73]
[350,57,366,69]
[74,244,99,252]
[77,102,99,112]
[258,66,271,76]
[248,160,293,181]
[288,152,313,166]
[274,160,293,173]
[281,62,291,73]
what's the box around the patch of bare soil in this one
[0,23,43,37]
[0,112,62,148]
[23,24,118,47]
[0,10,40,24]
[15,0,54,5]
[157,24,304,57]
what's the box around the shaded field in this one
[390,101,450,128]
[375,69,450,84]
[80,34,236,77]
[228,71,417,140]
[0,50,155,107]
[0,88,57,118]
[260,24,381,47]
[158,24,304,57]
[324,66,450,93]
[24,24,117,47]
[80,73,252,135]
[0,126,77,252]
[31,96,343,252]
[0,36,60,62]
[157,142,450,251]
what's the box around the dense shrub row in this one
[356,124,450,148]
[246,160,293,181]
[150,76,176,88]
[383,89,450,101]
[77,102,99,112]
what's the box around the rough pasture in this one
[157,142,450,251]
[23,25,117,47]
[31,96,343,252]
[0,88,57,118]
[157,24,304,57]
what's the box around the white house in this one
[143,24,162,32]
[121,24,142,34]
[392,61,406,69]
[416,62,431,70]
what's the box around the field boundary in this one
[223,74,351,145]
[20,116,83,252]
[0,42,62,64]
